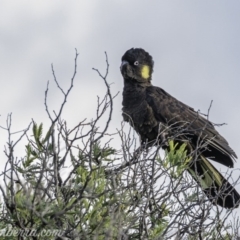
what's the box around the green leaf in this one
[32,122,43,149]
[23,157,36,168]
[42,126,52,144]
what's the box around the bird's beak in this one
[120,60,129,72]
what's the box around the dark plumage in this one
[120,48,240,208]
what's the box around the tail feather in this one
[187,156,240,209]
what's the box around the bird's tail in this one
[187,156,240,208]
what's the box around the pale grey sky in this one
[0,0,240,211]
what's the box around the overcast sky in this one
[1,0,240,212]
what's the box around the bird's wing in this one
[146,86,237,167]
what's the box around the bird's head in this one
[120,48,154,83]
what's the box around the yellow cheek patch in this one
[141,65,150,79]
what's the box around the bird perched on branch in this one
[120,48,240,209]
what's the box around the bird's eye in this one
[134,61,139,66]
